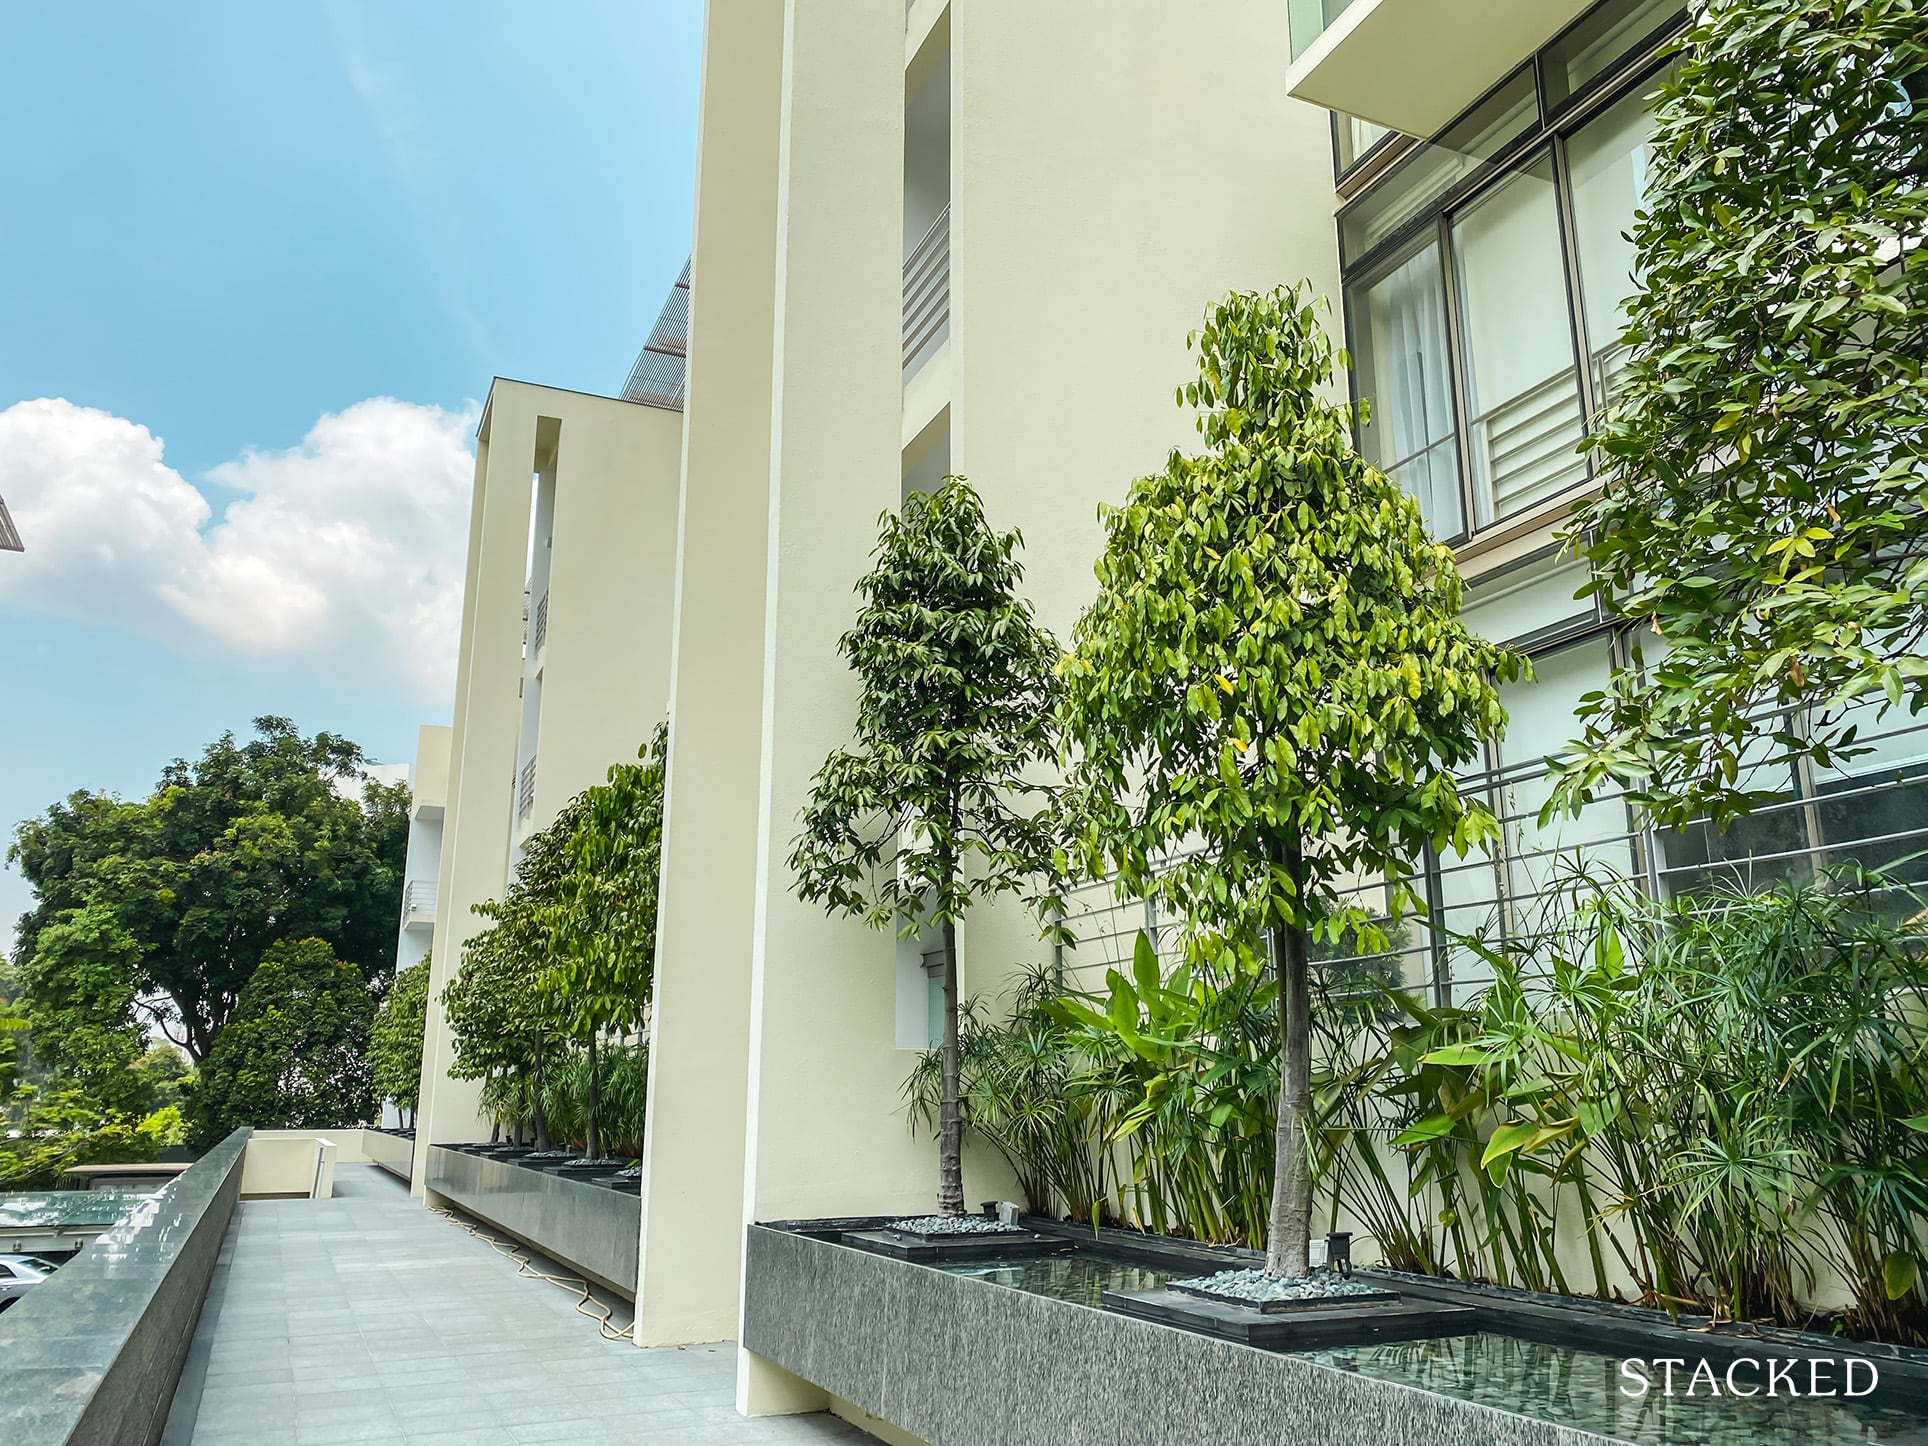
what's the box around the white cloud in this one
[0,396,477,705]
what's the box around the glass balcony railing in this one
[1288,0,1360,59]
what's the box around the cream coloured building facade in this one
[402,0,1928,1436]
[410,376,684,1190]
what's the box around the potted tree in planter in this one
[1060,285,1521,1287]
[791,478,1060,1218]
[538,724,667,1167]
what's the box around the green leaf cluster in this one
[371,956,431,1123]
[1061,284,1522,950]
[1549,0,1928,828]
[186,936,376,1150]
[7,716,409,1062]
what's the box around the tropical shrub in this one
[928,867,1928,1343]
[540,1045,650,1159]
[0,1089,185,1190]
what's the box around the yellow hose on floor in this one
[427,1204,634,1342]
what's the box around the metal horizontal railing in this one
[903,204,950,375]
[1051,709,1928,1006]
[517,758,537,822]
[403,878,438,921]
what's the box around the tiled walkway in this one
[164,1164,869,1445]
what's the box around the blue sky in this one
[0,1,702,948]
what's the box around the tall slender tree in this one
[1061,286,1520,1276]
[791,479,1061,1216]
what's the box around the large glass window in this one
[1450,155,1589,528]
[1567,86,1663,406]
[1347,238,1463,538]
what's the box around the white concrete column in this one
[632,0,786,1349]
[411,390,537,1193]
[736,0,908,1416]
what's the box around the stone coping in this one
[0,1127,250,1446]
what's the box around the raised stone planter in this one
[424,1145,639,1299]
[743,1224,1628,1446]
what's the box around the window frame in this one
[1337,2,1686,548]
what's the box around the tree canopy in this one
[1548,0,1928,829]
[1060,285,1520,1275]
[372,956,431,1125]
[187,936,376,1149]
[791,476,1061,1216]
[8,716,409,1061]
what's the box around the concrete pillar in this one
[736,0,908,1415]
[412,391,538,1191]
[633,0,785,1349]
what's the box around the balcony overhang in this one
[1286,0,1594,138]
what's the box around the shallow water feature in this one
[1298,1332,1928,1445]
[940,1252,1167,1308]
[941,1254,1928,1443]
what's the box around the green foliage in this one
[0,1088,186,1191]
[539,1045,650,1159]
[443,810,573,1145]
[8,717,409,1061]
[1548,0,1928,829]
[1060,284,1520,1274]
[534,726,667,1159]
[14,901,149,1113]
[187,937,376,1149]
[129,1044,192,1115]
[372,957,431,1123]
[791,477,1062,1215]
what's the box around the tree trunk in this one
[938,914,965,1217]
[1264,836,1314,1278]
[585,1032,602,1162]
[532,1060,551,1151]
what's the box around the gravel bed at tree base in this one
[1172,1268,1395,1306]
[886,1215,1028,1237]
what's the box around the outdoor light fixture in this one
[1326,1233,1353,1276]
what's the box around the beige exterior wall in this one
[633,0,784,1351]
[411,380,682,1195]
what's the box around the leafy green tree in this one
[372,957,431,1126]
[1546,0,1928,829]
[0,1088,185,1190]
[187,937,376,1149]
[14,902,150,1114]
[130,1043,192,1115]
[1060,286,1520,1276]
[8,717,409,1060]
[443,810,576,1148]
[537,725,668,1161]
[791,478,1061,1216]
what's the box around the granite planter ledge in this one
[424,1144,639,1299]
[360,1125,415,1184]
[743,1221,1928,1446]
[0,1126,250,1446]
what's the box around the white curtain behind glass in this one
[1568,87,1660,406]
[1356,242,1462,538]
